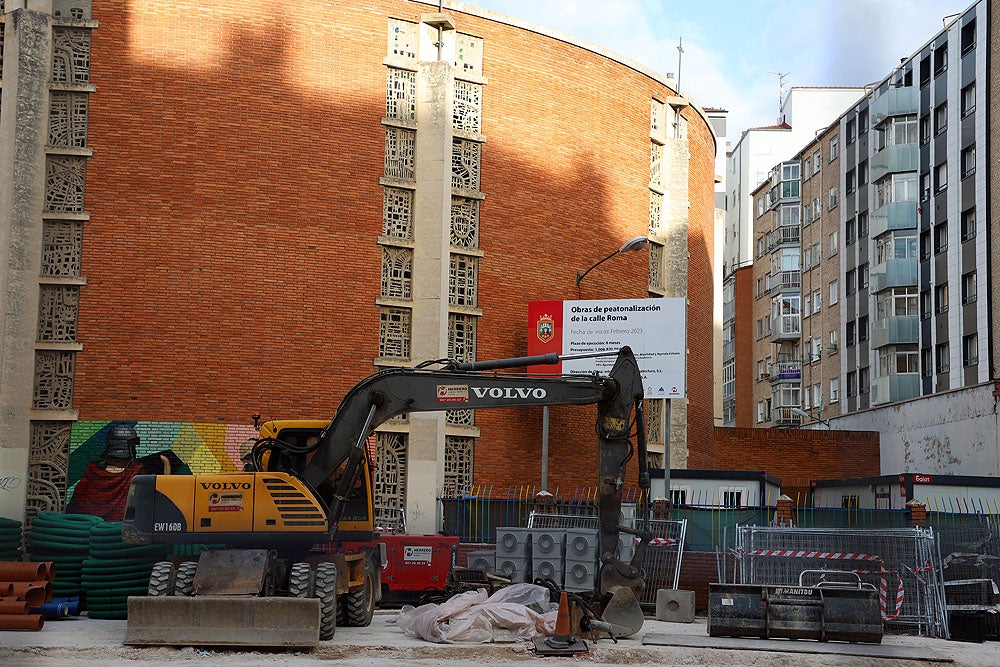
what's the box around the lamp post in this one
[575,235,648,297]
[790,407,832,429]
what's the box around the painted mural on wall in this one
[67,421,258,519]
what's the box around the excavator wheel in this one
[314,562,337,640]
[345,559,376,627]
[288,562,313,598]
[173,561,198,596]
[147,561,176,597]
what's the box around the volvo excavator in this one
[121,346,652,646]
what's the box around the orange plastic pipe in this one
[0,582,14,595]
[0,562,49,582]
[8,582,51,607]
[0,613,44,630]
[0,599,29,614]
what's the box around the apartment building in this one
[741,0,998,476]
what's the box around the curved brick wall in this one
[77,1,716,490]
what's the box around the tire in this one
[147,561,175,597]
[173,561,198,596]
[345,559,376,627]
[313,562,337,640]
[288,562,313,598]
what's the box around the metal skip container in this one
[708,573,883,644]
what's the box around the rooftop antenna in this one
[767,71,789,123]
[676,37,684,93]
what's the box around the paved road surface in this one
[3,610,999,666]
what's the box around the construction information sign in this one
[527,298,686,399]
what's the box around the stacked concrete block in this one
[494,528,531,583]
[466,549,495,573]
[529,528,565,586]
[563,527,599,592]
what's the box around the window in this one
[880,117,917,148]
[812,382,822,407]
[933,222,948,254]
[921,173,930,201]
[813,288,821,312]
[919,115,930,144]
[828,187,838,210]
[935,342,949,373]
[842,494,859,510]
[828,231,838,257]
[812,242,821,267]
[859,366,869,394]
[846,169,856,194]
[963,333,978,367]
[811,338,822,363]
[876,174,917,208]
[721,489,744,508]
[961,208,976,241]
[859,109,868,134]
[829,280,839,305]
[919,54,931,86]
[829,135,839,160]
[858,314,869,341]
[920,289,931,319]
[934,103,947,135]
[962,271,976,304]
[961,145,976,178]
[879,347,918,375]
[859,264,869,290]
[846,269,856,296]
[933,43,948,75]
[858,212,868,239]
[846,218,856,245]
[757,400,771,423]
[829,330,838,354]
[876,286,918,319]
[876,233,918,264]
[803,294,812,317]
[961,19,976,54]
[935,283,949,314]
[961,82,976,117]
[813,152,821,173]
[846,118,857,144]
[803,158,811,180]
[846,320,856,346]
[811,197,821,221]
[921,348,932,377]
[829,377,840,403]
[920,231,931,259]
[935,162,947,192]
[858,160,868,186]
[847,371,857,398]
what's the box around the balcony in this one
[870,257,917,292]
[871,86,918,125]
[870,201,917,237]
[870,144,918,182]
[768,360,802,381]
[871,315,918,348]
[771,406,803,428]
[770,314,801,343]
[767,270,801,294]
[871,373,921,406]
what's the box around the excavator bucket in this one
[123,596,321,647]
[598,586,645,637]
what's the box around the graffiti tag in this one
[0,476,22,492]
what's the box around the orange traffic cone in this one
[532,590,588,655]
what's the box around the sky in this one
[457,0,974,141]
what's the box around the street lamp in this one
[790,407,832,429]
[575,235,649,296]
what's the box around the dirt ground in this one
[3,610,1000,667]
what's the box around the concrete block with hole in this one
[655,588,695,623]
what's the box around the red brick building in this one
[0,1,718,529]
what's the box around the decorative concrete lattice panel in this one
[451,139,480,191]
[385,67,416,121]
[649,243,664,289]
[448,254,478,307]
[382,187,413,239]
[386,18,417,62]
[444,435,473,493]
[44,155,87,212]
[450,197,479,249]
[1,24,5,80]
[381,246,413,300]
[647,397,664,445]
[378,307,411,359]
[445,408,474,426]
[453,80,481,133]
[52,1,91,20]
[51,27,91,85]
[41,220,84,277]
[651,99,666,137]
[650,142,664,188]
[374,432,407,530]
[37,284,79,342]
[384,127,415,180]
[48,91,89,148]
[448,313,477,362]
[33,351,76,409]
[26,421,72,518]
[649,191,663,236]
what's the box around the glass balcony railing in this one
[871,315,919,348]
[870,257,917,292]
[870,201,918,237]
[871,144,918,182]
[871,373,921,406]
[871,86,918,125]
